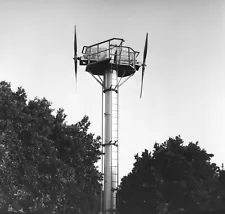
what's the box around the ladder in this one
[100,49,120,214]
[111,71,119,214]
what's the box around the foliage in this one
[118,136,225,214]
[0,81,102,213]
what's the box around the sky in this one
[0,0,225,181]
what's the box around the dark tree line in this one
[0,81,102,213]
[1,80,225,214]
[117,136,225,214]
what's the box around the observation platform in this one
[80,38,141,77]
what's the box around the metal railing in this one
[82,38,139,68]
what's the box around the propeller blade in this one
[143,33,148,65]
[140,65,145,98]
[74,26,78,86]
[74,57,77,82]
[140,33,148,98]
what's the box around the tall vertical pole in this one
[101,84,104,213]
[103,69,113,214]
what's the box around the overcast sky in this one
[0,0,225,180]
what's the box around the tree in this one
[117,149,158,214]
[0,81,102,213]
[118,136,225,214]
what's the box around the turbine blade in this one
[74,59,77,86]
[74,26,77,56]
[140,65,145,98]
[74,26,78,86]
[143,33,148,65]
[140,33,148,98]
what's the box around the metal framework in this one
[75,37,142,214]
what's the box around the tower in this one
[73,28,148,214]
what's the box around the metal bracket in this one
[88,71,103,86]
[113,85,118,92]
[102,140,118,147]
[103,85,118,93]
[102,140,112,147]
[118,73,134,88]
[104,113,111,116]
[112,140,118,147]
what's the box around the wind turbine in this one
[73,26,148,214]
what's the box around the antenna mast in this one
[73,29,148,214]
